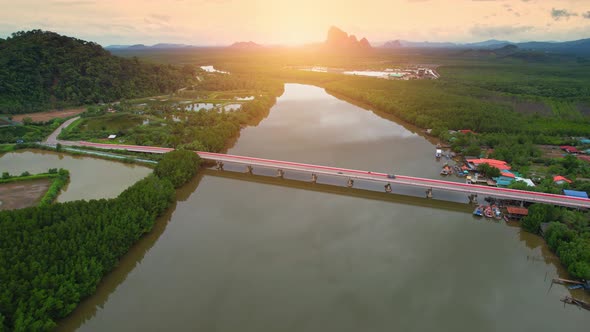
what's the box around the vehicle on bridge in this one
[387,174,396,179]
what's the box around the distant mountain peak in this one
[325,26,372,50]
[229,41,263,49]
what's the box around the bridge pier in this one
[277,169,284,178]
[311,173,318,183]
[347,178,354,188]
[385,183,392,193]
[426,188,433,199]
[246,165,253,174]
[468,194,478,204]
[215,161,224,170]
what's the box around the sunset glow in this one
[1,0,589,46]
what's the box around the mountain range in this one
[106,43,192,50]
[382,38,590,55]
[105,34,590,56]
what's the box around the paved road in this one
[44,116,80,145]
[63,142,590,209]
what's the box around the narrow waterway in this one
[59,84,588,331]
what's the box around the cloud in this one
[51,0,95,5]
[583,11,590,19]
[470,25,533,38]
[551,8,578,20]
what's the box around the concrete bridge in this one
[74,141,590,209]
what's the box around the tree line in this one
[522,204,590,280]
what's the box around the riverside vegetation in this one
[58,71,283,152]
[522,204,590,279]
[0,150,201,331]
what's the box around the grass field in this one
[79,113,144,132]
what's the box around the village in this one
[300,65,440,80]
[434,133,590,222]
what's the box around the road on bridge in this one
[67,141,590,209]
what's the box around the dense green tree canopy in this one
[154,150,201,187]
[0,30,196,113]
[522,205,590,279]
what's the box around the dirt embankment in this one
[11,108,85,123]
[0,179,52,211]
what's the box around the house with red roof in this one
[466,158,511,171]
[500,171,515,178]
[560,146,580,154]
[553,175,572,185]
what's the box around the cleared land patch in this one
[537,145,568,159]
[10,108,85,123]
[0,179,51,210]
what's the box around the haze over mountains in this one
[382,38,590,55]
[103,26,590,56]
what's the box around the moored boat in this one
[492,205,502,220]
[484,206,493,218]
[473,206,483,217]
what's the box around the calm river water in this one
[37,84,590,331]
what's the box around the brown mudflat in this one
[0,179,51,210]
[11,108,85,123]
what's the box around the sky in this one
[0,0,589,46]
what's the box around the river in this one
[46,84,590,331]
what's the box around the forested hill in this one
[0,30,196,114]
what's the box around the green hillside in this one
[0,30,196,113]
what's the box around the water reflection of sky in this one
[229,83,434,175]
[266,84,415,144]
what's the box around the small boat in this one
[484,206,493,218]
[435,149,442,158]
[473,206,483,217]
[492,205,502,220]
[568,284,584,290]
[440,164,452,175]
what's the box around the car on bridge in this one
[387,174,396,179]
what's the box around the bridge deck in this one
[77,141,590,209]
